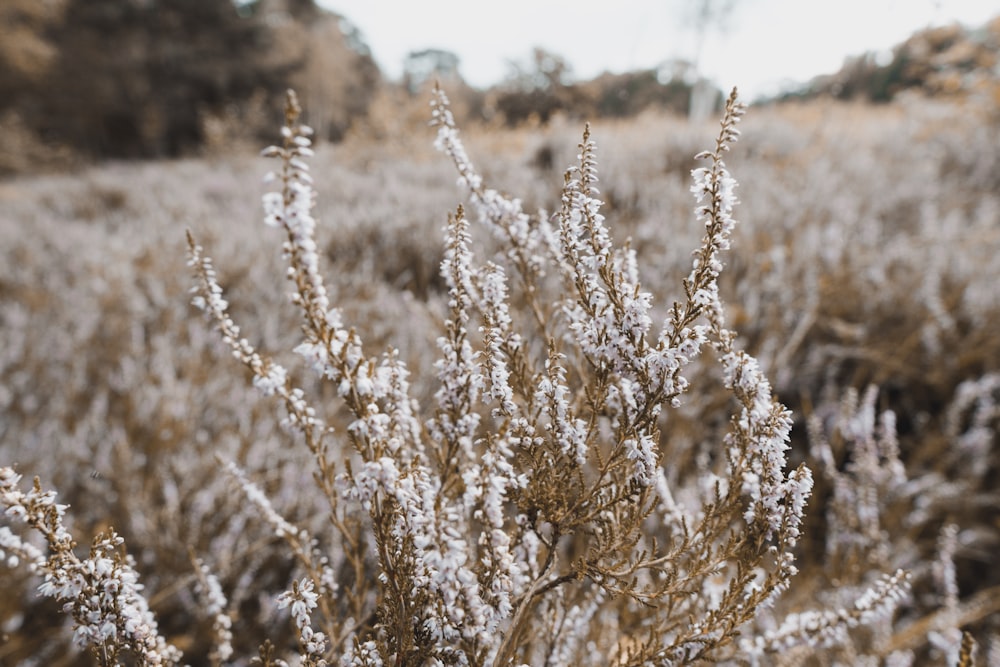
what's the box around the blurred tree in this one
[403,49,462,94]
[36,0,293,158]
[584,68,693,117]
[677,0,737,120]
[790,19,1000,104]
[493,48,580,126]
[257,2,381,141]
[9,0,384,158]
[504,47,573,92]
[0,0,63,108]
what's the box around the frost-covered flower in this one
[279,578,328,665]
[193,559,233,662]
[1,470,181,664]
[478,262,517,417]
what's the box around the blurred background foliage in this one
[0,0,380,168]
[2,0,997,176]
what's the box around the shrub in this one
[1,89,989,665]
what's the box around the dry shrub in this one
[1,86,997,665]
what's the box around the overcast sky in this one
[316,0,998,100]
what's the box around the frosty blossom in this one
[194,559,234,663]
[536,351,589,466]
[262,91,329,320]
[1,525,44,570]
[432,85,555,281]
[342,639,385,667]
[1,470,181,664]
[188,232,324,438]
[253,362,288,396]
[279,578,328,664]
[341,456,507,655]
[478,262,517,416]
[224,461,300,539]
[742,569,911,657]
[555,128,653,380]
[430,206,485,473]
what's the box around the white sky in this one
[317,0,998,100]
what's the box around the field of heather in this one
[1,90,999,665]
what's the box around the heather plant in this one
[4,88,782,663]
[182,87,829,664]
[2,87,998,665]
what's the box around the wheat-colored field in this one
[1,90,998,665]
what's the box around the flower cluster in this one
[741,570,911,657]
[193,558,234,664]
[1,468,181,665]
[279,578,328,665]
